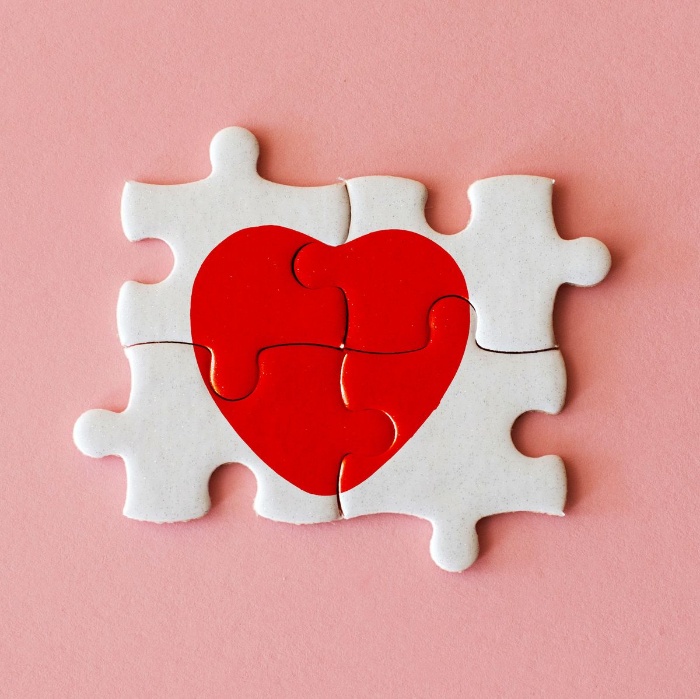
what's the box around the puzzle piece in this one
[74,342,343,524]
[194,343,395,496]
[340,304,567,572]
[191,225,345,400]
[294,229,468,353]
[118,127,350,347]
[340,296,470,492]
[345,175,611,352]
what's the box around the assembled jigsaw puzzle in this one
[73,128,611,572]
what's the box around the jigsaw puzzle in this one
[73,127,611,571]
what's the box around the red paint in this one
[294,229,468,353]
[191,226,470,495]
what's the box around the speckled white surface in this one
[346,175,611,352]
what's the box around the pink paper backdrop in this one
[2,1,699,696]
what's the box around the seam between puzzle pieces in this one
[124,289,559,405]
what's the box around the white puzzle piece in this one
[118,127,350,346]
[74,343,340,525]
[340,305,567,572]
[345,175,611,352]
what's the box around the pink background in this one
[2,1,699,696]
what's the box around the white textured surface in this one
[74,343,340,524]
[340,305,567,572]
[118,127,350,345]
[346,175,611,352]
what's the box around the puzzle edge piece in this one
[117,127,351,347]
[345,174,611,353]
[74,342,341,524]
[339,305,567,572]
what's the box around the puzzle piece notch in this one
[194,343,396,497]
[345,175,611,353]
[339,304,567,572]
[340,295,471,492]
[190,224,346,400]
[74,343,342,525]
[117,127,351,348]
[293,229,468,354]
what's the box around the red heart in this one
[191,226,469,496]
